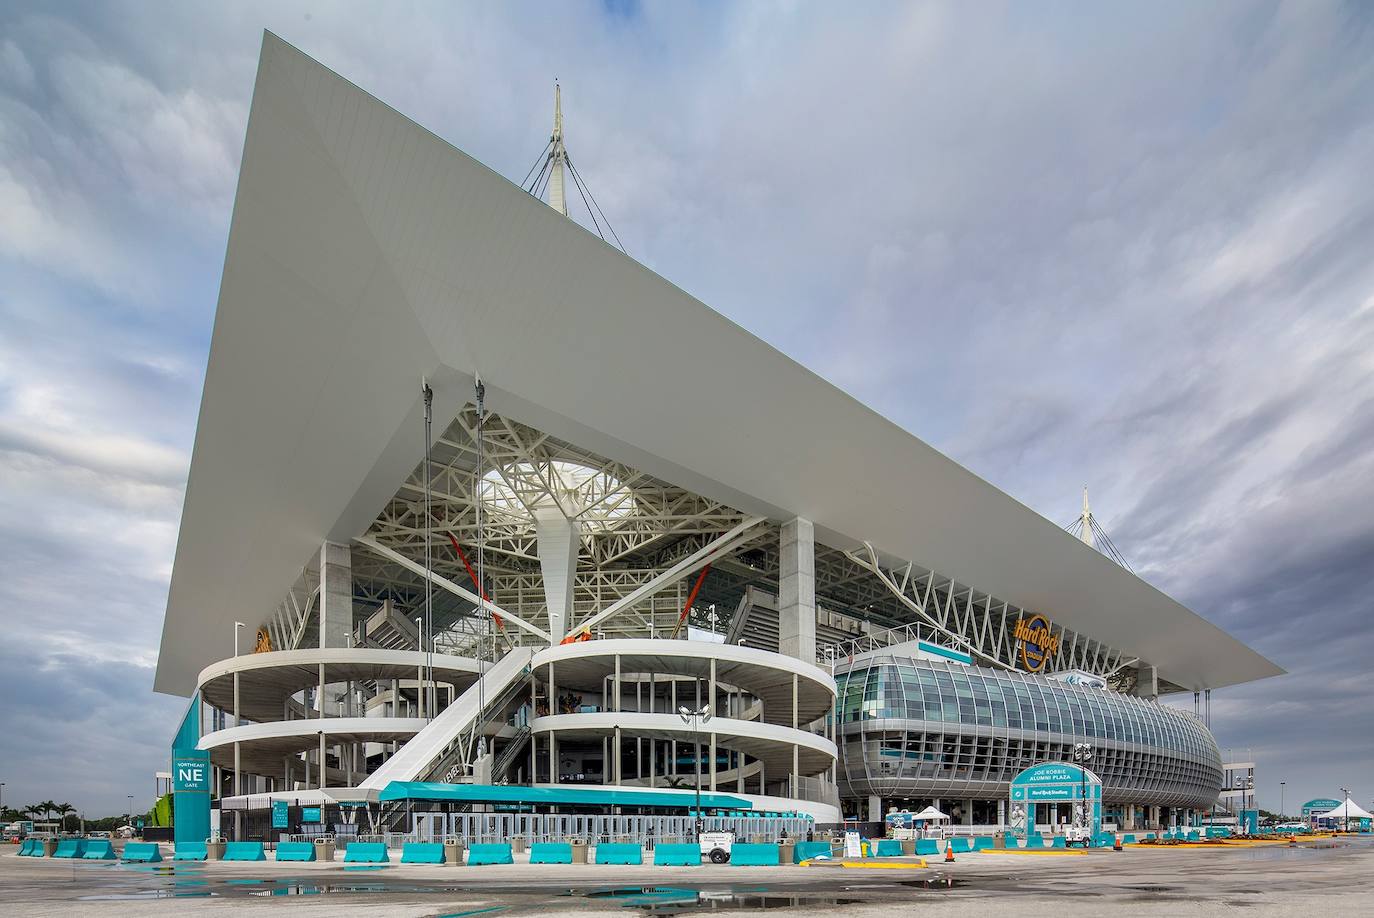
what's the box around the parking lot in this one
[3,835,1373,917]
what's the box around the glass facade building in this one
[835,653,1222,811]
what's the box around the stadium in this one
[155,34,1282,847]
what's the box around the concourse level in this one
[196,648,482,724]
[530,711,837,780]
[531,638,836,727]
[199,717,428,776]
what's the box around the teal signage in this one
[172,754,210,792]
[1008,762,1102,839]
[1301,798,1343,816]
[302,806,322,824]
[171,746,211,847]
[271,801,289,829]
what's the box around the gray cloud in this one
[1,0,1371,816]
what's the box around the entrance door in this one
[413,812,445,842]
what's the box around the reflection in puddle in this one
[561,886,867,912]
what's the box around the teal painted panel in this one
[971,837,993,850]
[18,839,37,856]
[529,842,573,864]
[401,842,446,864]
[275,842,316,861]
[224,842,266,861]
[1050,836,1066,848]
[378,782,753,812]
[173,842,207,861]
[52,840,86,858]
[794,841,832,862]
[653,843,701,866]
[81,840,116,859]
[915,839,940,856]
[595,843,643,865]
[874,839,903,856]
[171,747,211,848]
[949,837,973,853]
[343,842,389,863]
[466,843,514,865]
[1122,834,1136,844]
[123,842,163,862]
[730,843,779,866]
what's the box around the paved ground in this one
[3,838,1373,917]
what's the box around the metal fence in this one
[407,812,814,848]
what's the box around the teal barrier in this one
[82,839,116,859]
[1094,833,1115,848]
[343,842,389,863]
[1024,834,1048,849]
[915,839,940,856]
[1145,832,1156,840]
[52,839,86,858]
[874,839,903,857]
[224,841,266,861]
[173,842,207,861]
[122,842,163,862]
[653,843,701,866]
[400,842,445,864]
[793,841,832,863]
[529,842,573,864]
[17,839,38,856]
[730,843,779,866]
[1186,831,1200,842]
[275,841,316,861]
[465,843,513,865]
[971,837,993,851]
[1050,836,1067,849]
[1122,834,1136,844]
[595,843,642,865]
[949,837,973,854]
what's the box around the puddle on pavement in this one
[560,886,869,912]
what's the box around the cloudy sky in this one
[1,1,1371,818]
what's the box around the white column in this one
[779,518,816,664]
[318,542,352,648]
[535,509,579,643]
[868,795,882,823]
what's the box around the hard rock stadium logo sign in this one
[1014,614,1060,672]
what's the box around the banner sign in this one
[302,806,322,824]
[172,754,210,792]
[272,800,289,829]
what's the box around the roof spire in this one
[547,81,568,216]
[1079,486,1095,548]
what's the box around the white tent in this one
[1313,799,1374,821]
[912,806,950,821]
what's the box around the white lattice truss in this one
[268,408,1142,688]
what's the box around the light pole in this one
[1280,781,1285,822]
[127,795,133,829]
[234,621,246,656]
[1340,787,1350,833]
[1072,743,1094,833]
[679,704,712,841]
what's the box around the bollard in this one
[901,838,916,856]
[206,838,226,861]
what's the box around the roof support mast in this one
[547,83,568,216]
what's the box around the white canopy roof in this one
[1313,799,1373,820]
[911,806,950,821]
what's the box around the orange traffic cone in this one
[1113,833,1122,851]
[944,840,955,863]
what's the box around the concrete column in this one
[998,798,1006,828]
[709,732,717,792]
[534,509,579,643]
[549,732,557,784]
[614,655,621,712]
[318,541,352,649]
[964,799,974,826]
[868,795,882,823]
[613,726,622,785]
[779,518,816,664]
[318,731,326,789]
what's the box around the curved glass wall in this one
[834,654,1222,809]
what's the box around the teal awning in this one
[378,782,754,810]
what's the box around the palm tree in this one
[34,800,57,826]
[55,803,76,832]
